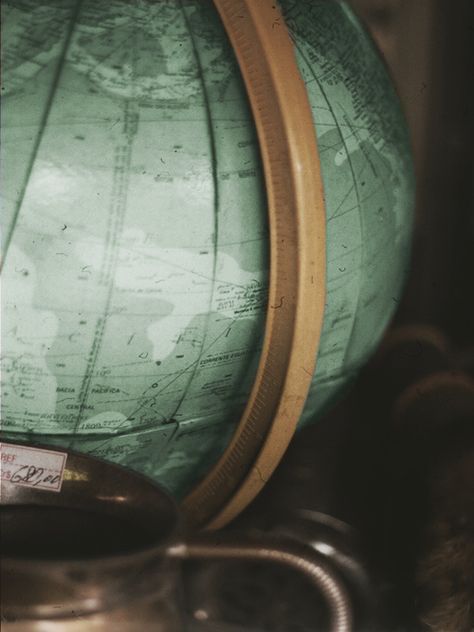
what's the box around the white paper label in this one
[0,443,68,492]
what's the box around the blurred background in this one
[185,2,474,630]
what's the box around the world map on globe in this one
[1,0,414,500]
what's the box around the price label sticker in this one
[0,443,68,492]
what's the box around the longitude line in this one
[1,0,84,269]
[168,2,222,423]
[292,40,365,366]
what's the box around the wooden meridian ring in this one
[182,0,326,530]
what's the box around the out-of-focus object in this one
[384,361,474,630]
[186,510,378,631]
[360,324,451,413]
[415,446,474,632]
[378,328,474,632]
[0,442,353,632]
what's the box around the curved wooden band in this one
[183,0,326,530]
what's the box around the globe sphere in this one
[1,0,414,498]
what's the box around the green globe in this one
[1,0,413,499]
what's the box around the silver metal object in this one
[1,443,352,631]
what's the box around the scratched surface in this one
[1,0,413,498]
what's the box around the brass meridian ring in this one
[182,0,327,530]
